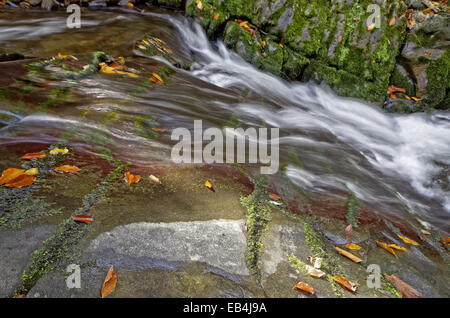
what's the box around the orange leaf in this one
[384,274,422,298]
[388,16,397,26]
[101,265,117,298]
[0,168,25,185]
[387,85,406,95]
[13,294,26,298]
[344,224,353,243]
[443,237,450,243]
[294,282,315,295]
[269,193,280,200]
[54,165,81,173]
[388,244,407,252]
[125,1,133,8]
[20,152,46,160]
[151,127,166,133]
[214,13,220,20]
[335,246,362,263]
[124,171,141,184]
[149,174,162,185]
[376,240,397,257]
[397,235,420,246]
[5,174,36,188]
[345,243,361,250]
[73,214,94,224]
[150,72,163,83]
[333,276,357,292]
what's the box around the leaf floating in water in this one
[149,174,162,185]
[344,224,353,243]
[205,180,215,192]
[397,235,420,246]
[269,193,280,200]
[0,168,25,185]
[345,243,361,250]
[49,147,69,155]
[305,265,325,278]
[384,274,422,298]
[54,165,81,173]
[20,152,46,160]
[376,240,397,257]
[101,265,118,298]
[388,244,407,252]
[124,171,141,184]
[294,282,315,295]
[332,276,357,292]
[24,168,39,175]
[335,246,362,263]
[5,174,36,188]
[73,214,94,224]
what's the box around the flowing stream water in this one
[0,7,449,233]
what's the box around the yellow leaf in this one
[421,229,430,235]
[376,240,397,257]
[151,72,163,83]
[205,180,215,192]
[367,23,375,31]
[24,168,39,175]
[397,235,420,246]
[279,43,284,48]
[54,165,81,173]
[49,147,69,155]
[411,96,423,101]
[124,171,141,184]
[56,52,67,59]
[149,174,162,185]
[0,168,25,185]
[345,243,361,250]
[116,70,139,78]
[335,246,362,263]
[138,44,146,50]
[388,244,407,252]
[118,56,125,64]
[142,39,149,45]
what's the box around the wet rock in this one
[156,0,185,8]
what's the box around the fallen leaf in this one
[388,244,407,252]
[214,13,220,20]
[389,93,397,99]
[20,152,46,160]
[305,265,326,278]
[405,95,412,100]
[269,193,280,200]
[279,43,284,48]
[196,0,203,10]
[151,127,166,133]
[73,214,94,224]
[387,84,406,95]
[442,237,450,243]
[337,35,342,43]
[294,282,315,295]
[56,52,67,59]
[149,174,162,185]
[333,276,357,292]
[397,235,420,246]
[54,165,81,173]
[101,265,117,298]
[0,168,25,185]
[406,9,416,29]
[345,243,361,250]
[24,168,39,175]
[205,180,215,192]
[344,224,353,243]
[5,174,36,188]
[388,16,397,26]
[125,1,133,8]
[335,246,362,263]
[118,56,125,64]
[411,96,423,101]
[150,72,163,83]
[423,7,432,14]
[384,274,422,298]
[13,294,26,298]
[124,171,141,184]
[376,240,397,257]
[421,229,430,235]
[308,255,322,269]
[367,23,375,31]
[49,147,69,155]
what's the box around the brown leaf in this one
[101,265,117,298]
[397,234,420,246]
[335,246,362,263]
[13,294,26,298]
[387,84,406,95]
[406,9,416,29]
[333,276,357,292]
[269,193,280,200]
[376,240,397,257]
[54,165,81,173]
[5,174,36,188]
[124,171,141,184]
[294,282,315,295]
[73,214,94,224]
[305,265,326,278]
[0,168,25,185]
[384,274,422,298]
[344,224,353,243]
[20,152,46,160]
[388,16,397,26]
[308,255,322,269]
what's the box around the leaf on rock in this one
[205,180,215,192]
[5,174,36,188]
[73,214,94,224]
[149,174,162,185]
[388,244,407,252]
[420,229,430,235]
[0,168,25,185]
[397,235,420,246]
[150,72,163,83]
[384,274,422,298]
[124,171,141,184]
[307,255,322,269]
[335,246,362,263]
[387,85,406,95]
[269,193,280,200]
[344,224,353,243]
[151,127,166,133]
[20,152,46,160]
[442,237,450,244]
[13,294,26,298]
[345,243,361,250]
[54,165,81,173]
[294,282,315,295]
[376,240,397,257]
[305,264,325,278]
[333,276,357,292]
[367,23,375,31]
[24,168,39,175]
[101,265,117,298]
[49,148,69,155]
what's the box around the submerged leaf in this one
[20,152,46,160]
[101,265,117,298]
[333,276,357,292]
[376,240,397,257]
[54,165,81,173]
[294,282,315,295]
[73,214,94,224]
[384,274,422,298]
[397,235,420,246]
[335,246,362,263]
